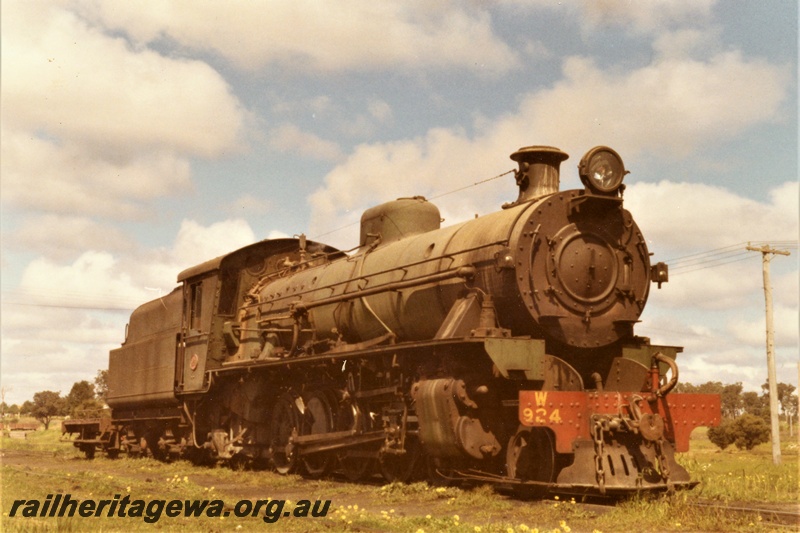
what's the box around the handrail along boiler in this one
[63,145,720,496]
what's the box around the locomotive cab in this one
[175,239,346,393]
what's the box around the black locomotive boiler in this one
[63,145,720,496]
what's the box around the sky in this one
[1,0,797,406]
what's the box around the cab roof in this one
[176,238,343,282]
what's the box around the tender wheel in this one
[81,444,96,460]
[300,390,336,478]
[270,393,301,475]
[138,435,149,457]
[380,436,422,483]
[146,432,167,461]
[105,448,120,459]
[506,426,556,496]
[187,446,214,466]
[229,452,249,471]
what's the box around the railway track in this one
[564,498,799,529]
[689,500,800,528]
[550,496,800,526]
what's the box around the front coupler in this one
[517,355,720,494]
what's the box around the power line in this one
[666,241,798,277]
[669,249,751,269]
[311,169,514,240]
[666,241,798,267]
[666,242,747,264]
[669,253,757,276]
[1,301,134,312]
[0,288,149,312]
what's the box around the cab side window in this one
[189,282,203,331]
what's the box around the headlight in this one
[578,146,627,194]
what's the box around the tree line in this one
[1,370,107,430]
[675,380,798,451]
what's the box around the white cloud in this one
[266,230,291,240]
[1,305,122,346]
[652,28,721,59]
[0,218,261,405]
[368,99,394,123]
[171,219,257,269]
[650,265,763,311]
[307,126,503,247]
[503,0,717,35]
[637,305,798,392]
[773,269,800,308]
[768,182,800,223]
[2,2,246,156]
[69,0,519,73]
[517,52,789,160]
[16,251,151,309]
[0,332,117,404]
[269,95,334,117]
[578,0,717,33]
[225,194,276,217]
[1,1,248,217]
[268,124,343,161]
[5,218,257,311]
[308,50,790,243]
[681,356,764,391]
[729,304,800,348]
[1,130,192,217]
[268,97,392,141]
[637,202,797,390]
[626,181,799,252]
[4,215,132,261]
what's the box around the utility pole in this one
[0,385,6,418]
[746,243,790,466]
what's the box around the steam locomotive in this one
[63,145,720,496]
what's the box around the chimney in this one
[508,146,569,205]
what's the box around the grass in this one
[1,425,797,532]
[1,420,72,455]
[676,427,799,503]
